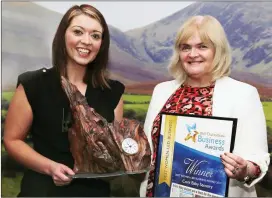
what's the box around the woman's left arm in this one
[114,97,124,122]
[222,87,270,187]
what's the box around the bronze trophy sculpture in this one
[61,77,151,177]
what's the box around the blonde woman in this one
[140,15,269,197]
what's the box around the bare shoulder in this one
[9,84,32,115]
[4,84,33,140]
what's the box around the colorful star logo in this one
[184,123,199,142]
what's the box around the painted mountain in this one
[2,2,272,98]
[126,2,272,96]
[1,2,167,90]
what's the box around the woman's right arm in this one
[3,84,74,185]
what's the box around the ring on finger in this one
[231,169,236,175]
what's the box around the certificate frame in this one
[154,113,237,197]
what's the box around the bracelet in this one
[239,161,261,184]
[248,160,261,178]
[239,162,251,184]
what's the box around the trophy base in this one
[68,168,151,178]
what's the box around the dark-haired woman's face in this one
[65,14,103,67]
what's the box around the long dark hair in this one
[52,4,110,88]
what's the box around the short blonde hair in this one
[168,15,232,84]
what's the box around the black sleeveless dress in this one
[16,67,125,197]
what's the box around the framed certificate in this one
[154,113,237,197]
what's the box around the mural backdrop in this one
[1,1,271,197]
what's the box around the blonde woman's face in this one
[179,32,215,79]
[65,14,103,67]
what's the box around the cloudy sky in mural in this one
[34,1,194,31]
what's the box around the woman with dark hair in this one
[3,4,124,197]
